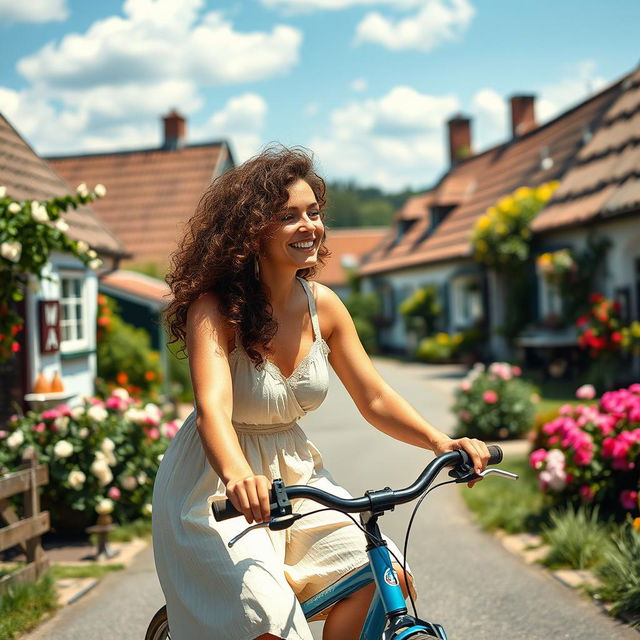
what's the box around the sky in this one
[0,0,638,192]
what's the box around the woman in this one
[153,146,490,640]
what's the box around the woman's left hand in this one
[432,436,491,488]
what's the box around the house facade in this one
[0,113,128,420]
[360,64,640,362]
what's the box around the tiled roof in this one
[316,228,388,287]
[0,114,126,257]
[532,67,640,232]
[47,142,232,267]
[361,68,631,276]
[100,270,171,308]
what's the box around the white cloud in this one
[350,78,368,92]
[192,94,268,162]
[309,86,459,190]
[262,0,423,11]
[3,1,301,156]
[470,87,506,150]
[355,0,475,52]
[304,102,321,117]
[0,0,68,23]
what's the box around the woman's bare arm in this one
[186,293,271,522]
[316,283,490,477]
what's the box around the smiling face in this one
[261,178,324,272]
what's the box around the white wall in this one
[25,251,97,404]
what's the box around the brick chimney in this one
[447,113,472,165]
[510,95,536,137]
[162,109,186,150]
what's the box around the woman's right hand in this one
[225,474,272,524]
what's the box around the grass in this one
[594,525,640,628]
[461,454,549,533]
[0,573,58,640]
[50,563,125,580]
[541,507,612,570]
[89,518,152,545]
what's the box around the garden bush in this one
[453,362,538,439]
[529,384,640,520]
[0,388,182,533]
[417,328,483,364]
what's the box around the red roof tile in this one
[100,270,171,307]
[47,142,232,267]
[362,68,631,276]
[0,114,126,257]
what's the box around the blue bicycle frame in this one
[300,514,448,640]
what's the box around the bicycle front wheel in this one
[145,605,170,640]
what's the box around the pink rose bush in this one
[453,362,537,439]
[530,384,640,518]
[0,387,182,532]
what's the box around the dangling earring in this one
[254,256,260,280]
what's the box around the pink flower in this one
[576,384,596,400]
[620,490,638,511]
[459,410,471,422]
[107,486,121,500]
[147,427,160,440]
[574,448,593,466]
[579,485,595,501]
[460,380,471,392]
[33,422,45,433]
[0,430,7,439]
[161,420,180,439]
[511,365,522,377]
[9,414,18,423]
[529,448,547,469]
[57,404,72,416]
[41,408,59,420]
[483,390,498,404]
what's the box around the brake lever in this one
[228,513,304,548]
[449,467,519,484]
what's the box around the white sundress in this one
[152,277,406,640]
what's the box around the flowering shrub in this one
[622,321,640,356]
[0,387,181,532]
[472,181,560,270]
[416,328,482,363]
[0,184,106,362]
[453,362,538,439]
[536,248,577,289]
[530,384,640,519]
[399,285,441,336]
[576,293,623,357]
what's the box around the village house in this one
[0,113,128,421]
[360,63,640,366]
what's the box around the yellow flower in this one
[633,517,640,532]
[535,183,555,202]
[486,206,498,218]
[452,333,463,345]
[476,239,488,253]
[436,333,449,345]
[476,216,491,231]
[632,322,640,338]
[496,223,507,234]
[520,229,531,238]
[497,195,516,213]
[514,186,533,200]
[537,253,552,265]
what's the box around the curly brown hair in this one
[165,145,329,366]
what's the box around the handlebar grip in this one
[212,498,241,522]
[487,445,503,465]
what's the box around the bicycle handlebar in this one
[212,445,503,522]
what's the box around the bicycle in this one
[145,445,517,639]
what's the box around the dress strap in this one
[297,277,321,342]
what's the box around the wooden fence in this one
[0,448,50,597]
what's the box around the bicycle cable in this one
[402,479,457,618]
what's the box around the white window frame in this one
[59,270,90,353]
[451,276,482,329]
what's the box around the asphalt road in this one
[26,359,637,639]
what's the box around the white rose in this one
[95,498,114,515]
[76,240,89,253]
[157,454,164,463]
[78,427,89,438]
[76,183,89,197]
[137,472,147,485]
[53,440,74,458]
[0,186,6,198]
[31,201,49,222]
[112,388,129,402]
[67,470,86,490]
[125,408,146,425]
[87,249,97,259]
[55,218,69,233]
[7,430,24,450]
[87,405,108,422]
[71,406,85,420]
[121,475,137,491]
[1,241,22,263]
[8,202,21,213]
[142,503,152,516]
[89,258,102,270]
[54,416,69,435]
[100,437,115,453]
[91,458,113,486]
[94,184,106,197]
[106,452,117,467]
